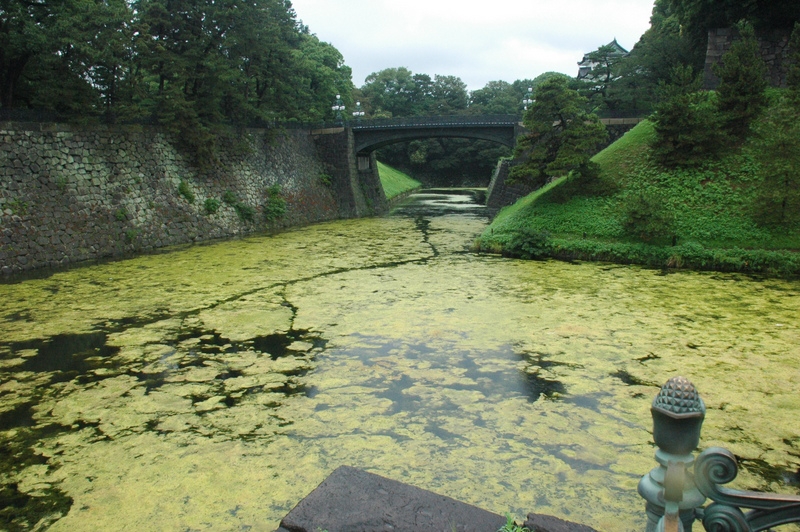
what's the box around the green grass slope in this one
[378,161,422,199]
[478,105,800,276]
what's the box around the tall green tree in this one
[650,65,724,167]
[752,95,800,226]
[610,0,694,113]
[360,67,417,117]
[510,76,606,187]
[787,22,800,103]
[713,21,768,139]
[580,43,627,110]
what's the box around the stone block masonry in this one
[704,27,794,89]
[0,123,374,276]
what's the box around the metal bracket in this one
[694,447,800,532]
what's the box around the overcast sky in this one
[289,0,656,91]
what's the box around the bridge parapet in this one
[351,114,521,130]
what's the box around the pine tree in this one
[510,76,607,187]
[713,21,768,140]
[788,22,800,104]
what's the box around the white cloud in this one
[291,0,654,90]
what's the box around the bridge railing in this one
[349,114,521,130]
[640,376,800,531]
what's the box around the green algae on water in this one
[0,197,798,531]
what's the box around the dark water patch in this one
[2,312,32,323]
[636,353,660,364]
[0,483,73,532]
[223,395,238,408]
[249,329,325,360]
[130,370,169,393]
[215,369,245,381]
[519,350,583,371]
[273,382,316,398]
[278,365,312,378]
[520,370,566,401]
[377,374,418,414]
[0,403,35,431]
[542,444,613,474]
[737,456,800,488]
[563,394,603,412]
[611,370,657,387]
[100,310,174,333]
[425,422,463,442]
[4,333,121,383]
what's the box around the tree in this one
[510,76,607,187]
[752,102,800,227]
[430,75,468,114]
[610,0,695,113]
[468,81,518,114]
[579,43,627,110]
[713,22,768,139]
[787,22,800,104]
[360,67,417,117]
[650,65,724,167]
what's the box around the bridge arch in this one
[351,115,524,155]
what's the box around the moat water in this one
[1,190,799,531]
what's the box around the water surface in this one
[1,190,799,531]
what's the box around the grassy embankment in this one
[477,100,800,276]
[377,161,422,200]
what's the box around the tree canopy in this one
[510,76,607,187]
[0,0,354,129]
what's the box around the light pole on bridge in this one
[332,94,346,126]
[352,101,365,124]
[522,87,533,113]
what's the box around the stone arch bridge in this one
[310,114,642,217]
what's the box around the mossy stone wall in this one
[0,123,359,276]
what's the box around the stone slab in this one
[278,466,602,532]
[277,465,506,532]
[524,512,600,532]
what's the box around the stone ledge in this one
[277,465,600,532]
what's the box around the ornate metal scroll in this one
[694,447,800,532]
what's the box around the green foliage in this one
[223,191,238,205]
[751,92,800,226]
[234,203,255,222]
[6,199,29,215]
[125,228,140,241]
[114,208,127,221]
[504,228,552,260]
[713,22,769,139]
[650,66,725,167]
[665,0,800,69]
[177,180,195,204]
[579,42,628,110]
[478,105,800,276]
[608,0,695,114]
[511,76,607,187]
[264,185,287,222]
[621,191,676,242]
[2,0,355,165]
[497,514,530,532]
[787,23,800,104]
[204,198,221,215]
[377,161,421,199]
[360,68,468,117]
[318,173,333,188]
[220,189,255,222]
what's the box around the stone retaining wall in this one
[704,28,794,89]
[0,123,358,276]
